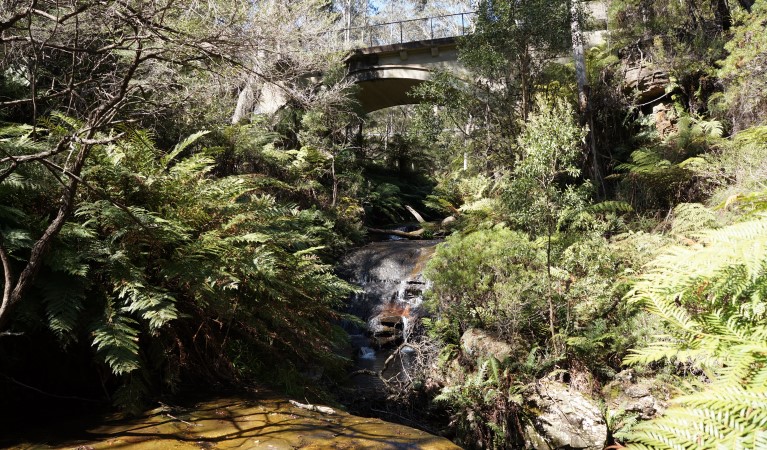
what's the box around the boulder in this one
[460,328,520,362]
[524,380,607,450]
[603,369,667,420]
[653,103,677,137]
[441,215,457,227]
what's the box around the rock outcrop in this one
[339,240,438,349]
[623,63,670,104]
[603,369,668,420]
[460,328,522,362]
[524,380,608,450]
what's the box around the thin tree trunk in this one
[714,0,732,31]
[737,0,754,12]
[546,218,557,351]
[0,141,92,331]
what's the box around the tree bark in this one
[715,0,732,31]
[737,0,753,13]
[570,0,604,196]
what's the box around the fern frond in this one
[41,274,85,344]
[92,310,141,375]
[162,130,210,168]
[116,282,178,331]
[587,200,634,214]
[625,214,767,449]
[671,203,718,236]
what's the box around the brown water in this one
[6,394,459,449]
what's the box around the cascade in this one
[338,239,439,394]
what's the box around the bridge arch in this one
[346,38,467,113]
[350,66,431,112]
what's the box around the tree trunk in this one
[715,0,732,31]
[231,76,256,124]
[570,0,604,196]
[0,140,92,331]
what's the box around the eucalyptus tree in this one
[507,97,585,350]
[460,0,571,122]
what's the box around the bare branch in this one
[0,137,71,166]
[0,0,35,33]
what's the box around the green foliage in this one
[435,357,526,449]
[717,2,767,130]
[698,125,767,215]
[608,0,730,112]
[505,96,586,232]
[460,0,571,116]
[91,307,142,376]
[613,112,723,212]
[1,124,356,411]
[670,202,719,236]
[623,213,767,449]
[425,226,547,343]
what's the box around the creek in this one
[2,239,453,450]
[336,239,441,414]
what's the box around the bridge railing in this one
[332,11,476,50]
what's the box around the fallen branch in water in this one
[289,400,336,415]
[367,227,425,239]
[165,413,199,427]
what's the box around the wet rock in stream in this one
[338,239,439,353]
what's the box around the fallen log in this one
[289,400,336,415]
[367,227,425,239]
[405,205,426,223]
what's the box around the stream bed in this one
[3,393,459,449]
[337,240,440,397]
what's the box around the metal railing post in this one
[430,17,434,40]
[400,21,403,44]
[461,13,465,35]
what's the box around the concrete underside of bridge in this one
[347,38,467,113]
[355,77,424,112]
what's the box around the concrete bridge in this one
[345,4,608,113]
[249,5,607,117]
[347,36,468,112]
[340,11,475,112]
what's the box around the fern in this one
[670,203,718,237]
[624,212,767,449]
[161,130,209,168]
[91,309,141,376]
[116,282,178,332]
[41,274,85,344]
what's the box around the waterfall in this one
[337,239,439,394]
